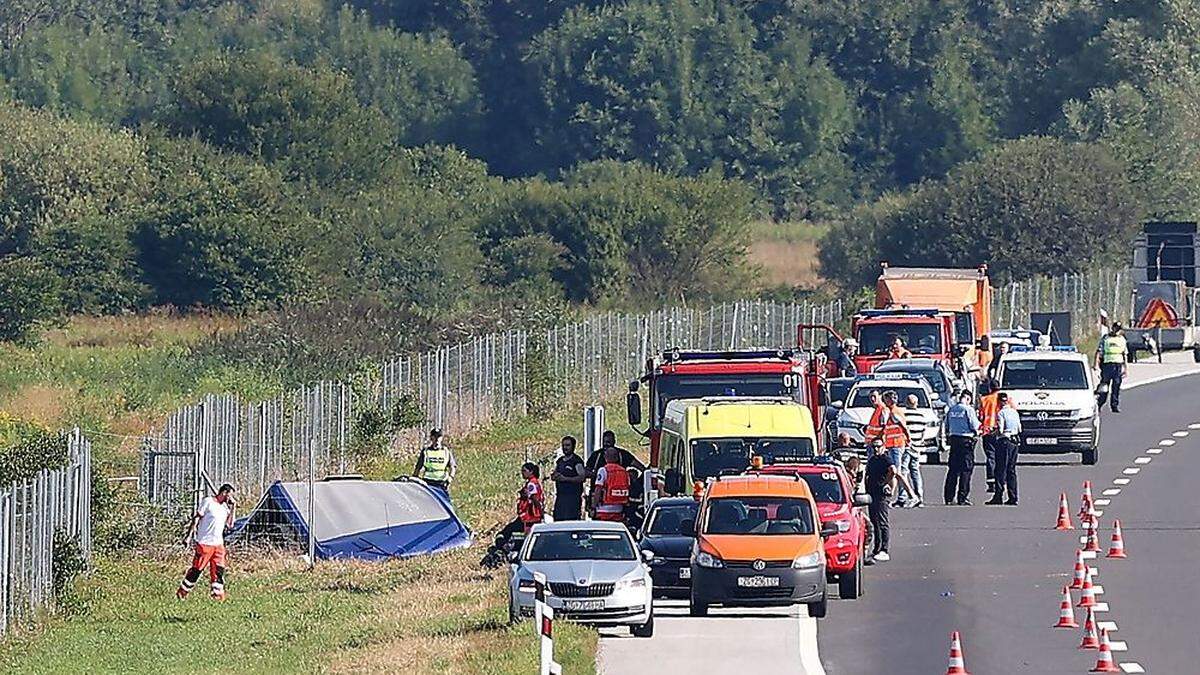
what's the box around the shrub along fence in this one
[0,429,92,636]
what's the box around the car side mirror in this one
[831,400,844,409]
[626,387,643,427]
[930,392,940,400]
[820,522,839,539]
[664,468,684,496]
[507,550,520,563]
[853,494,872,507]
[641,549,655,563]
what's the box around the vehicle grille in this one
[732,586,795,599]
[725,560,792,570]
[1021,418,1078,430]
[550,582,614,598]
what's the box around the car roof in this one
[529,520,631,534]
[705,473,813,499]
[850,378,929,390]
[650,497,699,508]
[875,358,941,370]
[758,463,847,476]
[1000,350,1088,363]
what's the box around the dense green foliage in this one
[0,0,1195,336]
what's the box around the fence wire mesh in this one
[0,429,92,636]
[139,269,1129,514]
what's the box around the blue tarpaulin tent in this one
[231,478,472,560]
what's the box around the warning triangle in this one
[1136,297,1180,328]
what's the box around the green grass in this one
[747,219,829,245]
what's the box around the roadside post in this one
[584,406,605,457]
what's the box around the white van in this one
[994,346,1100,465]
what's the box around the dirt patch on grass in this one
[48,312,242,349]
[0,385,74,427]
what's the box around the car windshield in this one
[703,496,815,535]
[858,324,943,355]
[1000,359,1088,390]
[874,365,949,395]
[645,503,699,536]
[654,374,801,421]
[848,386,929,408]
[798,471,845,503]
[691,438,816,480]
[526,530,636,561]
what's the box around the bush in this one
[0,255,64,343]
[0,415,69,484]
[51,530,87,605]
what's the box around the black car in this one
[638,497,699,598]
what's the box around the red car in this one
[751,461,871,599]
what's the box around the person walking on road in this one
[865,441,899,562]
[866,390,916,502]
[1096,322,1129,413]
[177,483,235,601]
[550,435,586,521]
[413,428,456,498]
[944,391,981,505]
[591,446,632,523]
[899,394,924,508]
[987,393,1022,505]
[978,381,1001,494]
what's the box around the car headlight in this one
[517,579,537,594]
[792,551,823,569]
[694,551,724,568]
[616,577,647,590]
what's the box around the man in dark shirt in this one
[550,435,587,521]
[864,441,898,562]
[585,430,645,479]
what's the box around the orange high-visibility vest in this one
[880,405,909,448]
[979,393,1000,434]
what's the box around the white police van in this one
[993,346,1100,465]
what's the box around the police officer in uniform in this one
[1096,322,1128,413]
[413,428,456,497]
[943,391,981,505]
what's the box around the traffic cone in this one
[1106,520,1127,559]
[1079,481,1094,524]
[1083,518,1101,553]
[1070,549,1088,590]
[1054,585,1078,628]
[1077,569,1097,608]
[1055,492,1074,530]
[1091,629,1120,672]
[1078,607,1099,649]
[945,631,970,675]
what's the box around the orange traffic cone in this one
[1107,520,1127,559]
[1079,481,1093,515]
[945,631,971,675]
[1083,518,1101,553]
[1078,607,1099,649]
[1055,492,1074,530]
[1077,569,1097,608]
[1070,549,1088,590]
[1091,629,1120,672]
[1054,585,1078,628]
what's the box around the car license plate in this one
[736,576,780,588]
[564,599,604,611]
[1027,437,1057,445]
[679,567,691,579]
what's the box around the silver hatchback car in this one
[508,521,655,637]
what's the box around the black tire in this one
[1082,447,1098,465]
[925,450,940,465]
[631,612,655,637]
[807,594,828,619]
[839,555,863,599]
[689,590,709,617]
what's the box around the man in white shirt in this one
[987,394,1023,506]
[177,483,236,601]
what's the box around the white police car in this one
[993,346,1100,465]
[833,374,945,463]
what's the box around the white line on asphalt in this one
[1082,551,1097,560]
[1161,439,1177,446]
[1093,584,1105,594]
[1114,478,1131,485]
[1103,489,1121,496]
[1110,640,1128,651]
[1124,369,1200,390]
[1123,467,1141,475]
[1094,510,1104,517]
[797,609,826,675]
[1079,535,1089,544]
[1173,430,1189,437]
[1147,448,1163,454]
[1190,423,1200,430]
[1134,456,1152,464]
[1098,620,1118,631]
[1095,499,1111,506]
[1094,602,1110,611]
[1119,662,1145,673]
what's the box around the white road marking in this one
[1119,662,1145,673]
[1103,489,1121,496]
[1098,620,1118,631]
[1093,584,1104,594]
[1189,423,1200,430]
[1079,535,1089,544]
[1123,467,1141,475]
[1147,448,1162,454]
[1134,456,1152,464]
[1160,439,1177,446]
[1082,551,1097,560]
[1109,640,1128,651]
[1094,602,1110,611]
[1114,478,1131,485]
[1173,430,1189,437]
[1094,510,1104,517]
[1094,499,1111,506]
[797,608,825,675]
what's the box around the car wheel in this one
[807,594,828,619]
[1082,447,1098,465]
[631,611,655,637]
[689,590,709,617]
[839,555,863,600]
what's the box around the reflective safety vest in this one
[518,477,544,525]
[978,393,1000,434]
[422,446,451,482]
[1100,335,1127,364]
[866,403,887,441]
[601,463,631,507]
[877,405,909,448]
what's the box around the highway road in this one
[599,358,1200,674]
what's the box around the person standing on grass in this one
[550,435,586,521]
[413,428,456,498]
[177,483,235,601]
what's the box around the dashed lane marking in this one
[1134,457,1152,464]
[1093,584,1105,594]
[1147,448,1163,454]
[1189,423,1200,430]
[1095,499,1112,506]
[1103,488,1121,496]
[1119,662,1145,673]
[1110,640,1128,651]
[1098,620,1118,632]
[1094,509,1104,517]
[1079,535,1089,544]
[1123,467,1141,475]
[1173,430,1189,437]
[1160,439,1177,446]
[1082,551,1097,560]
[1114,478,1131,485]
[1094,602,1110,611]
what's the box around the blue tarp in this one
[231,478,472,561]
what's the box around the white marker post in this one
[533,571,547,637]
[540,604,561,675]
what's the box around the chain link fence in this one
[138,269,1130,514]
[0,429,92,636]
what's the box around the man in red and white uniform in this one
[177,483,236,601]
[591,447,631,523]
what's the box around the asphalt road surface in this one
[600,359,1200,674]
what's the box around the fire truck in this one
[626,350,826,495]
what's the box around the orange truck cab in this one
[689,474,834,618]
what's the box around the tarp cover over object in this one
[232,479,472,561]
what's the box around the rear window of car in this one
[797,471,844,503]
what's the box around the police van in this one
[993,346,1100,465]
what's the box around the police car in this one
[832,374,945,463]
[993,346,1100,465]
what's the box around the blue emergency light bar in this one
[1008,345,1077,353]
[661,349,800,363]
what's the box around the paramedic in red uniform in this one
[177,483,235,601]
[517,462,545,532]
[591,446,631,524]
